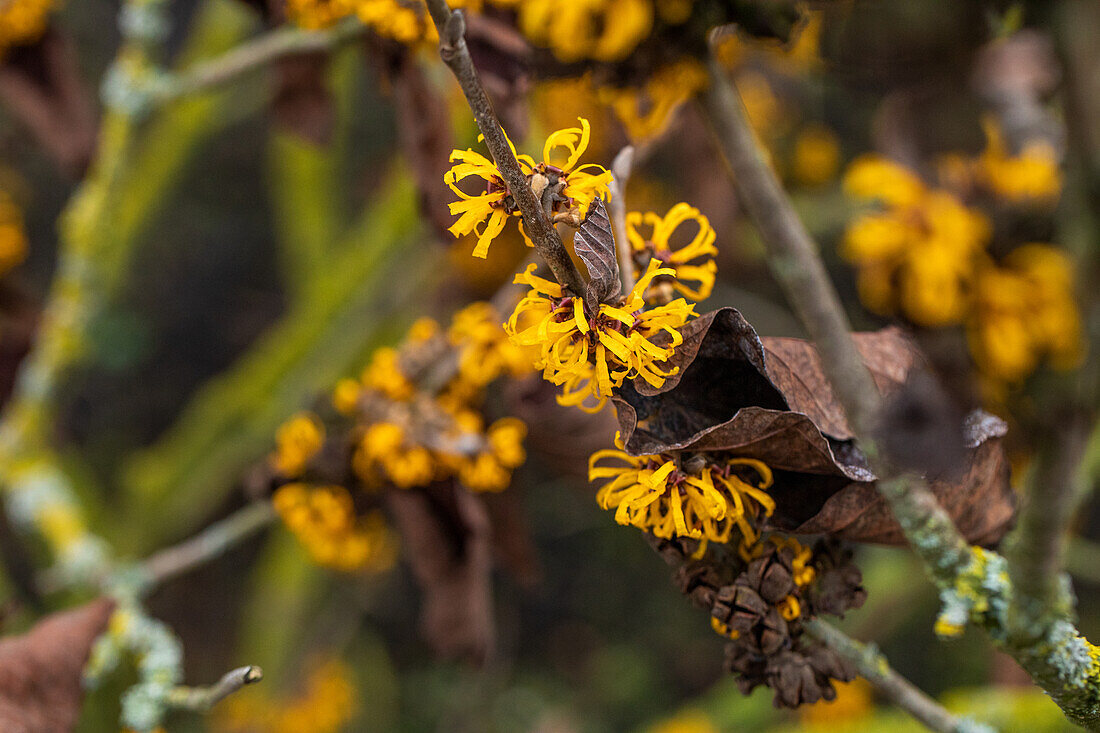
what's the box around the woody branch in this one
[804,619,967,733]
[423,0,586,295]
[700,48,1100,731]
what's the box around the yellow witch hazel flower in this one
[589,435,776,544]
[506,260,695,412]
[445,117,613,257]
[969,244,1084,384]
[273,483,398,572]
[0,190,27,275]
[458,417,528,492]
[360,346,415,401]
[354,0,435,45]
[285,0,435,44]
[217,657,358,733]
[519,0,653,63]
[270,412,325,478]
[284,0,354,30]
[841,154,991,327]
[791,123,841,188]
[599,60,708,141]
[976,117,1061,205]
[447,301,537,389]
[353,421,436,489]
[626,203,718,302]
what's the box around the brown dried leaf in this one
[271,51,333,144]
[464,14,532,139]
[0,598,114,733]
[760,328,920,441]
[573,199,621,304]
[611,308,1016,545]
[782,416,1013,545]
[385,46,456,239]
[0,29,97,177]
[384,483,494,665]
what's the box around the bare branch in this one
[167,665,264,712]
[699,57,879,437]
[155,19,368,103]
[700,48,1100,729]
[423,2,586,295]
[608,145,637,294]
[698,57,972,585]
[1007,417,1089,637]
[141,502,276,589]
[805,619,978,733]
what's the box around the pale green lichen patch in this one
[1042,620,1098,691]
[955,717,997,733]
[84,600,185,731]
[935,547,1010,639]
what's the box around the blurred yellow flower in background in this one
[0,0,56,56]
[273,483,398,572]
[648,708,720,733]
[0,190,27,275]
[270,412,325,478]
[799,677,874,727]
[970,244,1083,384]
[792,124,841,188]
[216,657,358,733]
[841,154,990,327]
[976,117,1061,205]
[284,0,353,30]
[841,148,1082,392]
[520,0,654,63]
[600,60,708,141]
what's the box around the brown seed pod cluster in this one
[652,533,866,708]
[715,539,866,708]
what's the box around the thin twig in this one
[167,665,264,711]
[698,57,971,585]
[700,49,1100,729]
[423,2,586,295]
[608,145,636,294]
[1003,0,1100,643]
[805,619,978,733]
[699,56,879,437]
[155,19,368,103]
[1007,416,1089,639]
[141,501,276,589]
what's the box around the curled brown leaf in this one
[573,199,621,304]
[0,29,97,177]
[384,482,495,665]
[611,308,1015,545]
[0,598,114,733]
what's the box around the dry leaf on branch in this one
[384,482,495,665]
[0,598,114,733]
[0,29,97,177]
[384,47,456,239]
[573,199,621,304]
[612,308,1015,546]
